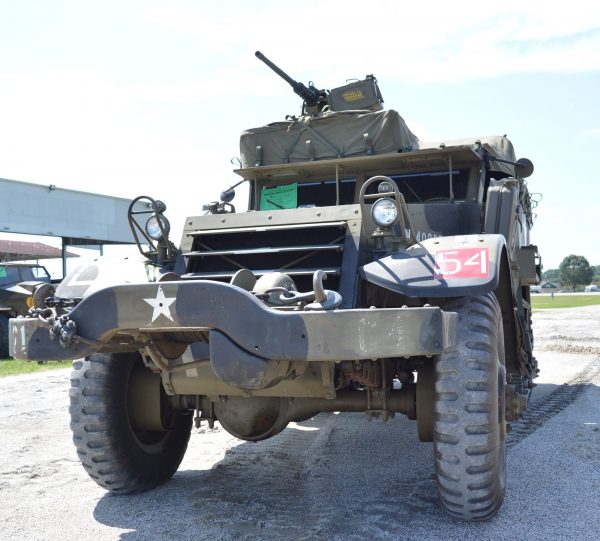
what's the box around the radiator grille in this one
[183,221,348,292]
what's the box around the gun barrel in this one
[255,51,298,87]
[255,51,323,108]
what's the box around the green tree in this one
[558,255,594,291]
[542,268,559,281]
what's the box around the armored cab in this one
[9,52,540,521]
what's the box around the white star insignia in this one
[144,286,176,322]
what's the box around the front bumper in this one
[10,280,457,363]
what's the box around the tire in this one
[434,294,506,520]
[0,314,9,359]
[69,353,192,494]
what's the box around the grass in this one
[0,359,71,377]
[531,294,600,310]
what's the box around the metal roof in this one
[0,240,78,261]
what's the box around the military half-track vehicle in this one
[0,262,53,358]
[10,52,541,521]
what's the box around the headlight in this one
[371,198,398,227]
[378,181,395,194]
[145,215,170,240]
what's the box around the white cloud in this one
[1,0,599,254]
[580,127,600,139]
[137,1,600,83]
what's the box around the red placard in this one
[434,247,489,279]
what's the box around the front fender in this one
[0,281,48,314]
[360,234,506,298]
[56,256,169,299]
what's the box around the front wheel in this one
[434,294,506,520]
[69,353,192,494]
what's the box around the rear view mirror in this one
[515,158,534,178]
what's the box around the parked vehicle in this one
[9,52,541,520]
[0,262,53,358]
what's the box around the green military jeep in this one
[10,53,540,520]
[0,262,53,358]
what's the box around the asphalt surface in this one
[1,306,599,540]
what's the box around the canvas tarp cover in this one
[240,109,418,168]
[418,136,517,176]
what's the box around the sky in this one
[1,0,599,270]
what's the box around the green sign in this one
[259,183,298,211]
[0,266,6,278]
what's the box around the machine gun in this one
[256,50,384,116]
[255,51,327,115]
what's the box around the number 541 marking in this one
[434,247,489,279]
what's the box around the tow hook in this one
[259,270,343,310]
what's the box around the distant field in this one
[0,359,71,377]
[531,294,600,309]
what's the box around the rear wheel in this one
[434,294,506,520]
[0,314,9,359]
[69,352,192,494]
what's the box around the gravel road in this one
[1,306,600,540]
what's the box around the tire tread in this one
[69,353,191,494]
[434,294,506,521]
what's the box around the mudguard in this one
[360,234,506,298]
[56,256,170,299]
[0,281,49,314]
